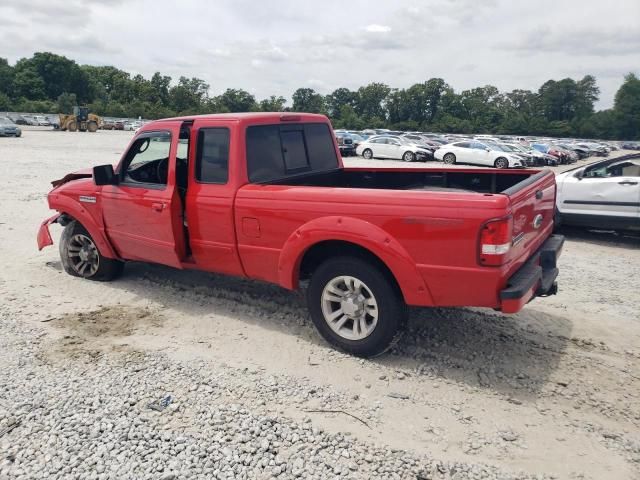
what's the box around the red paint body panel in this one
[39,112,560,314]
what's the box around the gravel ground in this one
[0,128,639,479]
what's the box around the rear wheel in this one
[307,257,407,357]
[402,151,415,162]
[362,148,373,160]
[494,157,509,169]
[87,121,98,132]
[443,153,456,164]
[60,221,124,281]
[67,121,77,132]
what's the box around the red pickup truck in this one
[38,113,563,357]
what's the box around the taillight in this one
[479,217,513,266]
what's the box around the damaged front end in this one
[37,213,73,250]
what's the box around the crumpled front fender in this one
[37,213,61,250]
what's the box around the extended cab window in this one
[122,132,171,186]
[247,123,338,183]
[196,128,230,184]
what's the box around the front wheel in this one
[362,148,373,160]
[307,257,407,357]
[60,221,124,281]
[443,153,456,165]
[494,157,509,169]
[402,151,415,162]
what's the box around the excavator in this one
[58,106,101,132]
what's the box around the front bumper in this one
[500,234,564,313]
[37,213,61,250]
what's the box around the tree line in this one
[0,52,638,140]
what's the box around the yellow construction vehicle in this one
[58,106,101,132]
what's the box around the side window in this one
[196,128,230,184]
[471,142,486,150]
[122,132,171,186]
[389,139,401,146]
[456,142,470,148]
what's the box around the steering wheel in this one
[156,158,168,183]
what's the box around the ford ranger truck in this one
[37,113,564,357]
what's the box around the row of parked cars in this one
[100,119,145,131]
[335,129,621,169]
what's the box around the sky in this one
[1,0,639,109]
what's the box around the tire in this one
[67,121,77,132]
[307,256,407,357]
[60,221,124,281]
[402,151,415,162]
[362,149,373,160]
[443,153,456,165]
[494,157,509,169]
[87,121,98,133]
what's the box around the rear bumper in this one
[500,234,564,313]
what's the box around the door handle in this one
[618,181,638,185]
[151,202,165,212]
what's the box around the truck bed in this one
[268,167,537,194]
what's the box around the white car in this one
[433,140,524,168]
[555,157,640,231]
[356,136,433,162]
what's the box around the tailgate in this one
[503,170,557,266]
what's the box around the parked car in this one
[505,143,558,167]
[555,155,640,231]
[101,121,116,130]
[434,141,524,168]
[622,142,640,150]
[113,121,125,130]
[335,133,356,156]
[531,143,571,164]
[9,114,28,125]
[37,112,562,357]
[356,136,433,162]
[0,116,22,137]
[34,115,50,126]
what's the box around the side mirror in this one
[93,164,118,186]
[575,169,584,180]
[485,147,491,152]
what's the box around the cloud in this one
[503,27,640,56]
[365,24,391,33]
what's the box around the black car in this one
[335,133,356,157]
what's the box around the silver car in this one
[0,117,22,137]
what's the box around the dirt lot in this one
[0,128,639,479]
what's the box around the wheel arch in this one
[48,194,119,259]
[277,216,434,306]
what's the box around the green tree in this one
[355,82,390,120]
[0,58,14,96]
[12,67,46,100]
[325,88,358,118]
[56,92,77,114]
[14,52,90,102]
[259,95,287,111]
[292,88,325,113]
[218,88,257,112]
[613,73,640,139]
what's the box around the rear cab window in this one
[246,123,339,183]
